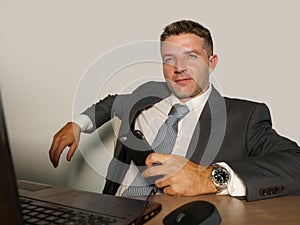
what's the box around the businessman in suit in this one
[49,20,300,201]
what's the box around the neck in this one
[179,84,210,103]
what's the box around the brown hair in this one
[160,20,213,56]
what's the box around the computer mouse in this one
[163,200,222,225]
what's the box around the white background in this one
[1,0,299,193]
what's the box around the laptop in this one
[0,91,161,225]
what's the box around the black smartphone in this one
[124,130,163,184]
[125,130,154,167]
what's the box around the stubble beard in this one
[166,80,209,102]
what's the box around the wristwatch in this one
[211,164,230,190]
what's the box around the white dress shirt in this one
[74,85,246,197]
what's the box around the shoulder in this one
[223,96,271,121]
[224,96,268,110]
[126,81,171,107]
[114,81,170,104]
[131,81,170,97]
[224,96,260,107]
[210,86,269,114]
[113,81,170,117]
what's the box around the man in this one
[49,20,300,201]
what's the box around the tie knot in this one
[168,104,190,121]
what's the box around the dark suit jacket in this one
[82,81,300,201]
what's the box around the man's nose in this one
[174,59,187,73]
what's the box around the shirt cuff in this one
[73,114,93,132]
[214,162,246,197]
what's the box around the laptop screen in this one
[0,91,23,224]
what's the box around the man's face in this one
[161,33,218,102]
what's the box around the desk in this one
[18,180,300,224]
[145,194,300,224]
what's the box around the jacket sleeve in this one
[81,81,170,133]
[228,103,300,201]
[81,94,130,132]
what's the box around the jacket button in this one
[265,188,272,195]
[271,187,278,194]
[259,188,267,196]
[278,186,285,193]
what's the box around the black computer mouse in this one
[163,200,222,225]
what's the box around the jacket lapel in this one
[186,86,227,165]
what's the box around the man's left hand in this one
[142,153,217,196]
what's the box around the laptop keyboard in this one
[21,198,118,225]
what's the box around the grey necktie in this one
[122,104,190,196]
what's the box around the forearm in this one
[228,149,300,201]
[236,103,300,201]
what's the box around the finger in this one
[162,185,181,196]
[49,138,58,162]
[66,142,78,161]
[145,152,171,166]
[49,136,62,167]
[155,177,170,189]
[54,137,74,163]
[49,135,72,167]
[142,164,165,178]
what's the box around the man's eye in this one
[188,54,197,60]
[164,57,175,63]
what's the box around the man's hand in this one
[49,122,81,168]
[142,153,217,196]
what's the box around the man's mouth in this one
[175,77,193,85]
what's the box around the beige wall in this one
[1,0,300,193]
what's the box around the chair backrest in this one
[113,115,122,149]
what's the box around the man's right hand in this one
[49,122,81,168]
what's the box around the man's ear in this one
[208,54,218,74]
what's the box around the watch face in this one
[213,168,229,186]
